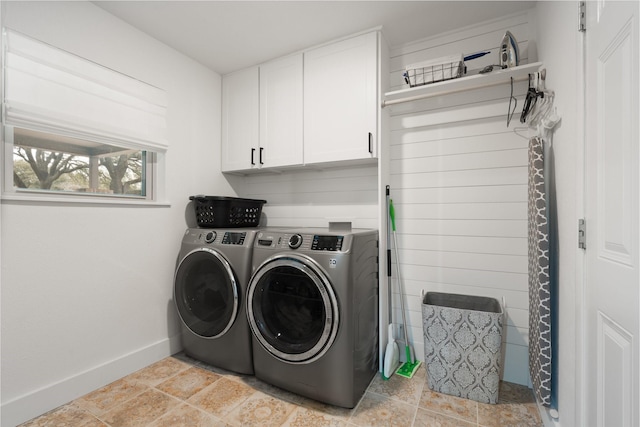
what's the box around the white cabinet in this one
[221,31,380,173]
[221,66,259,172]
[304,31,378,165]
[259,54,303,168]
[222,55,303,172]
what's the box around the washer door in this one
[174,248,239,338]
[247,254,339,363]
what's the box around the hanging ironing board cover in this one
[528,137,552,406]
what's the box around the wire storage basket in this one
[190,195,266,228]
[403,54,465,87]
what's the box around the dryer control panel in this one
[255,230,347,252]
[311,235,343,251]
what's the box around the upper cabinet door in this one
[260,54,303,168]
[304,32,378,165]
[222,66,259,172]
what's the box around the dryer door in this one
[247,254,339,363]
[174,248,239,338]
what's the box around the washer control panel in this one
[183,228,255,248]
[221,232,246,245]
[199,231,247,245]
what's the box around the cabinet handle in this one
[259,147,264,165]
[368,132,373,154]
[251,148,255,165]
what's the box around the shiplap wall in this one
[238,9,536,386]
[387,10,535,385]
[242,164,379,229]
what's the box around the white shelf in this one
[383,62,543,107]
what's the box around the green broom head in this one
[395,346,421,379]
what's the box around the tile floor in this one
[21,353,543,427]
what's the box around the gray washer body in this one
[174,227,260,374]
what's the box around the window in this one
[2,29,167,204]
[10,127,154,198]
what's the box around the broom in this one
[382,186,399,379]
[389,199,421,379]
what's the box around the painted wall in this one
[0,2,229,426]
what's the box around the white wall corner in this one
[1,335,182,427]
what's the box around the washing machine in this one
[174,227,259,375]
[246,227,379,408]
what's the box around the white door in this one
[221,66,259,172]
[260,54,304,168]
[585,1,639,426]
[303,31,378,165]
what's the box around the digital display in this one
[222,232,246,245]
[311,235,343,251]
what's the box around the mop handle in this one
[386,186,391,278]
[389,198,397,232]
[386,187,392,318]
[389,199,412,360]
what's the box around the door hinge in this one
[578,218,587,250]
[578,1,586,32]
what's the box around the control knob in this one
[204,231,216,243]
[288,234,303,249]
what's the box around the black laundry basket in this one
[422,291,504,404]
[190,195,266,228]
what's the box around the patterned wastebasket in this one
[422,292,504,404]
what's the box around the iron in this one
[499,31,519,68]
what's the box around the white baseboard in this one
[1,335,182,427]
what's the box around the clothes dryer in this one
[174,228,259,374]
[247,228,379,408]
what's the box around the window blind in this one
[3,29,168,152]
